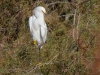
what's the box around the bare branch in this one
[25,54,58,75]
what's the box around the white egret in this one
[29,6,47,60]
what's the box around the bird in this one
[29,6,47,60]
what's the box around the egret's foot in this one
[38,62,42,67]
[38,62,44,67]
[33,40,37,45]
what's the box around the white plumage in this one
[29,6,47,49]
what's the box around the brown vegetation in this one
[0,0,100,75]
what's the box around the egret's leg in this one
[38,47,42,75]
[33,40,41,61]
[38,47,41,62]
[33,41,41,74]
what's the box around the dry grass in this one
[0,0,99,75]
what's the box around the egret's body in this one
[29,6,47,50]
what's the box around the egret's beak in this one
[44,11,47,14]
[42,10,47,15]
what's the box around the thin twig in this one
[77,13,80,40]
[77,0,90,6]
[25,54,59,75]
[73,9,76,40]
[47,1,68,6]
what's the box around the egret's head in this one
[33,6,46,16]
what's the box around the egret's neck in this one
[37,15,45,21]
[35,13,45,21]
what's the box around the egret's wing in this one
[29,15,42,44]
[29,16,38,35]
[40,22,47,43]
[29,16,35,35]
